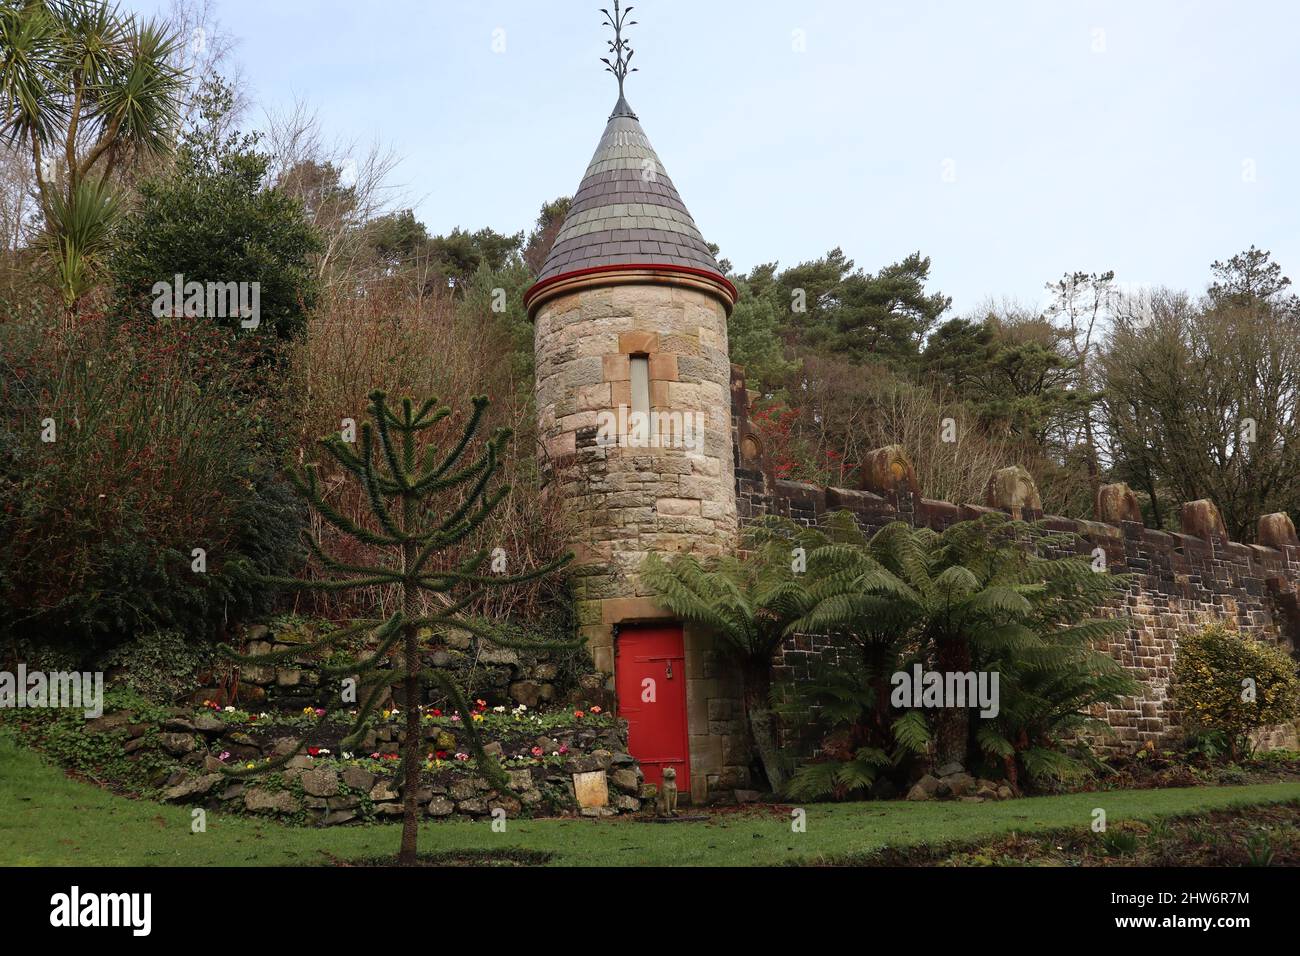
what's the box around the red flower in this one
[574,710,585,718]
[307,746,320,757]
[435,750,447,760]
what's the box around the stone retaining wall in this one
[81,705,648,825]
[730,366,1300,753]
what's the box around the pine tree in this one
[220,390,573,864]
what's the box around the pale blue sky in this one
[134,0,1298,314]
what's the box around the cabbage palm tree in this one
[0,0,184,312]
[641,534,811,793]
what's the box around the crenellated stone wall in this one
[730,366,1300,753]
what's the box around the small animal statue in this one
[657,766,679,817]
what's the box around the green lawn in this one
[4,735,1299,866]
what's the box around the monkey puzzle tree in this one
[220,391,573,865]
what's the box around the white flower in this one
[223,706,236,712]
[493,705,506,713]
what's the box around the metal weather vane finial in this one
[600,2,638,99]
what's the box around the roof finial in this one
[600,2,638,118]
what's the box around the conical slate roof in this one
[535,99,725,284]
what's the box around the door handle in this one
[665,661,673,679]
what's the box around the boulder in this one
[192,715,227,734]
[322,810,356,826]
[449,778,479,802]
[162,774,222,802]
[609,768,640,793]
[509,681,542,707]
[906,774,942,801]
[158,733,196,756]
[426,797,455,817]
[488,795,522,816]
[506,769,534,791]
[456,798,488,815]
[480,646,519,666]
[341,768,376,792]
[244,788,297,814]
[942,772,976,798]
[370,781,399,802]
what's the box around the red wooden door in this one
[616,624,689,795]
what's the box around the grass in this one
[4,734,1300,866]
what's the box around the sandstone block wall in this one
[534,280,745,801]
[731,368,1300,753]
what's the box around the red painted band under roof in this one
[524,262,738,312]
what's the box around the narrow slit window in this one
[629,355,650,415]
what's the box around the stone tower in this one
[524,5,745,801]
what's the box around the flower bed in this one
[8,691,646,825]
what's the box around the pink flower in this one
[558,744,569,755]
[531,746,544,757]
